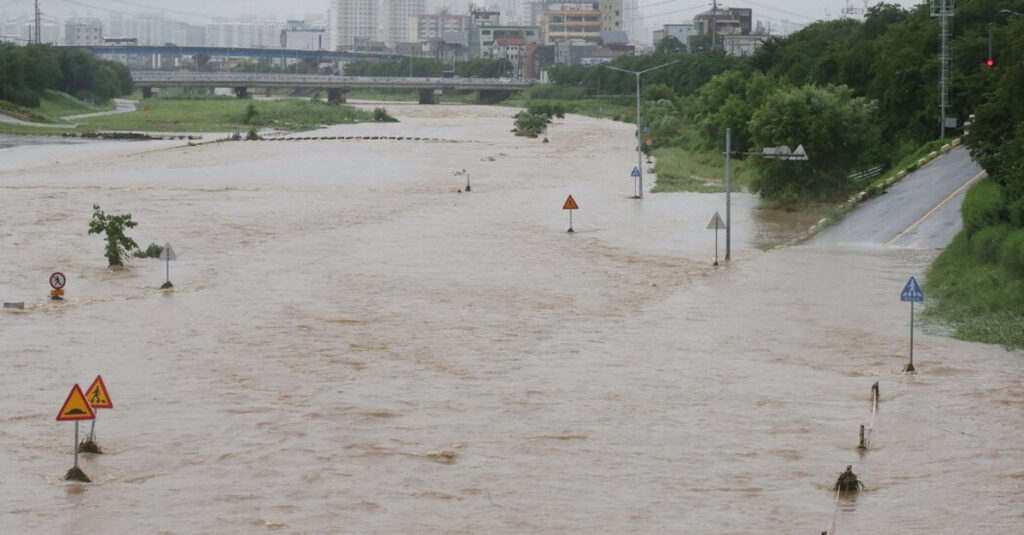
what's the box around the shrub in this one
[999,228,1024,275]
[969,224,1011,261]
[372,107,396,122]
[961,178,1006,235]
[133,242,163,258]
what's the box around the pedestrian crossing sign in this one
[86,375,113,409]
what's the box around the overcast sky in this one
[9,0,926,28]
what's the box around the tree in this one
[655,35,686,54]
[748,84,881,202]
[88,204,138,267]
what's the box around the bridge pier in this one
[141,87,153,99]
[418,88,441,105]
[327,88,348,104]
[234,87,250,99]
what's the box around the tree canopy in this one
[0,43,132,107]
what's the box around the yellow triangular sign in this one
[86,375,113,409]
[56,384,95,421]
[563,195,579,210]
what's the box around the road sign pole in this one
[909,300,915,370]
[568,209,573,233]
[88,415,96,442]
[74,421,80,469]
[725,128,732,261]
[714,227,719,266]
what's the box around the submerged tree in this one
[88,204,138,267]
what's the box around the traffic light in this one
[986,57,995,67]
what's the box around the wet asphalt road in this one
[812,146,985,249]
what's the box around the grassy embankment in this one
[0,91,378,135]
[923,177,1024,349]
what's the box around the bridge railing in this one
[130,72,533,89]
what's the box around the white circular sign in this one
[49,272,66,290]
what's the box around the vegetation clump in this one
[372,107,397,122]
[512,102,568,138]
[133,242,163,258]
[88,204,138,267]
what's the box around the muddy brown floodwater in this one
[1,104,1021,533]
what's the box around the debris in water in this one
[425,450,456,464]
[833,465,863,492]
[78,439,103,454]
[65,466,91,482]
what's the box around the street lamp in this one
[606,60,679,199]
[724,127,808,261]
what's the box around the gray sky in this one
[10,0,926,28]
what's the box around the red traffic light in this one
[986,58,995,67]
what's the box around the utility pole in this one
[931,0,955,138]
[710,0,718,51]
[35,0,42,44]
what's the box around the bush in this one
[961,178,1006,235]
[372,107,396,122]
[133,242,163,258]
[999,228,1024,275]
[969,224,1011,261]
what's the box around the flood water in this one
[1,104,1021,533]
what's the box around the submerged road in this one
[812,146,985,249]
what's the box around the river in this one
[1,104,1021,533]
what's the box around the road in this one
[812,146,985,249]
[0,98,136,127]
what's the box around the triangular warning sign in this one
[707,212,727,230]
[563,195,579,210]
[56,384,95,421]
[85,375,113,409]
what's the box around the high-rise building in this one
[598,0,621,33]
[385,0,426,47]
[333,0,380,49]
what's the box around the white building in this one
[386,0,426,47]
[65,17,103,45]
[333,0,380,49]
[205,18,283,48]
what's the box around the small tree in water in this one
[88,204,138,267]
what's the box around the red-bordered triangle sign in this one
[56,384,95,421]
[86,375,113,409]
[563,195,579,210]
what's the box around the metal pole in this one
[74,421,80,468]
[89,415,96,442]
[909,300,915,369]
[635,72,643,198]
[725,128,732,261]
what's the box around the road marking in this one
[885,169,987,246]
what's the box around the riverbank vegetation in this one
[0,42,132,108]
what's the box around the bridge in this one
[131,71,536,104]
[82,45,400,64]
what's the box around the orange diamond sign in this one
[56,384,95,421]
[85,375,113,409]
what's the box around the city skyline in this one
[4,0,928,25]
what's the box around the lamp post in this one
[724,128,808,260]
[606,60,679,199]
